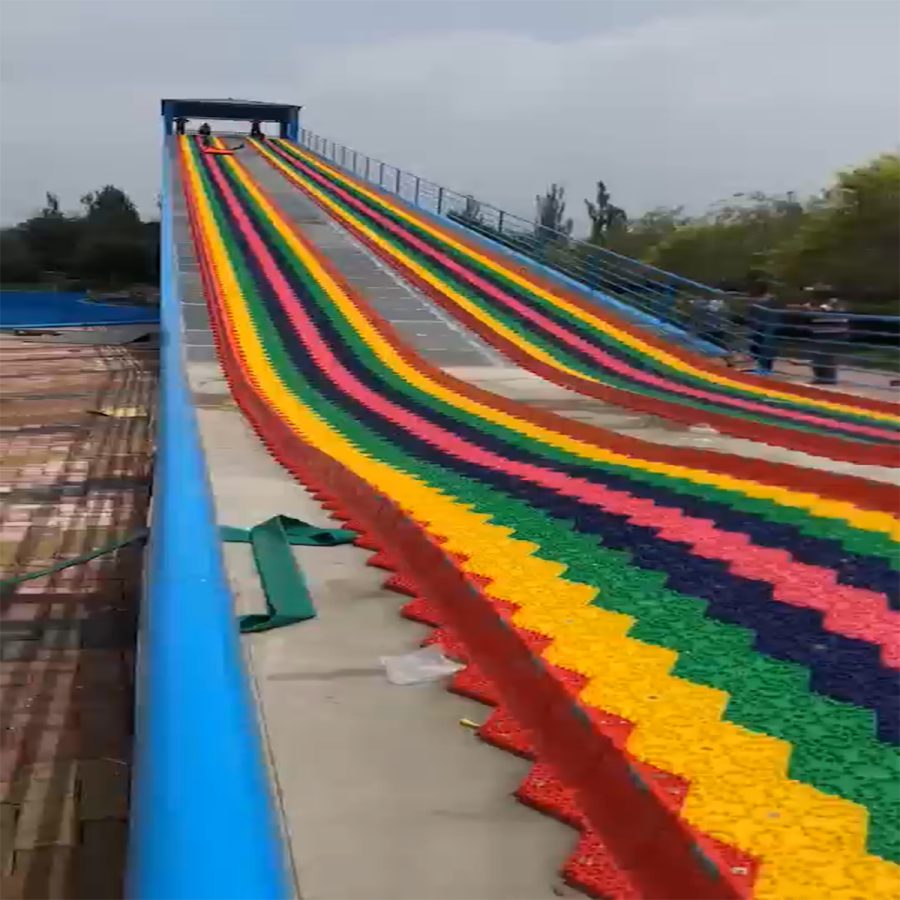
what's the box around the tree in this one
[70,235,155,286]
[644,222,758,290]
[535,183,573,241]
[71,186,153,286]
[585,181,627,246]
[645,193,811,292]
[768,154,900,300]
[80,185,143,235]
[2,184,159,289]
[42,193,61,217]
[0,229,41,283]
[15,193,84,274]
[605,206,688,260]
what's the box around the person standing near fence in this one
[805,294,849,385]
[747,291,779,375]
[692,295,728,347]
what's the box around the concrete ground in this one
[187,359,583,900]
[766,357,898,403]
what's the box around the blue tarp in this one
[0,291,159,328]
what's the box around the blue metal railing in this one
[293,127,899,393]
[127,137,289,899]
[736,306,899,384]
[294,128,721,350]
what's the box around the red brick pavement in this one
[0,336,156,899]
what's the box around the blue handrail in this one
[127,137,289,900]
[289,131,722,354]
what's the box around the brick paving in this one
[0,335,157,899]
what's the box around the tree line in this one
[4,154,896,311]
[455,153,899,311]
[1,186,159,297]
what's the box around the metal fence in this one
[294,127,899,395]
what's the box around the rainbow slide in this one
[247,137,900,469]
[175,133,899,899]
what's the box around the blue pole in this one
[127,130,289,900]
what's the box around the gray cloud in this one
[2,0,898,235]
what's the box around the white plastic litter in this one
[380,645,464,685]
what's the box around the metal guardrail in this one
[293,130,721,343]
[691,305,900,387]
[293,127,899,394]
[127,137,289,899]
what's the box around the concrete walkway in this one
[449,365,899,486]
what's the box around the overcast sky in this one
[1,0,898,233]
